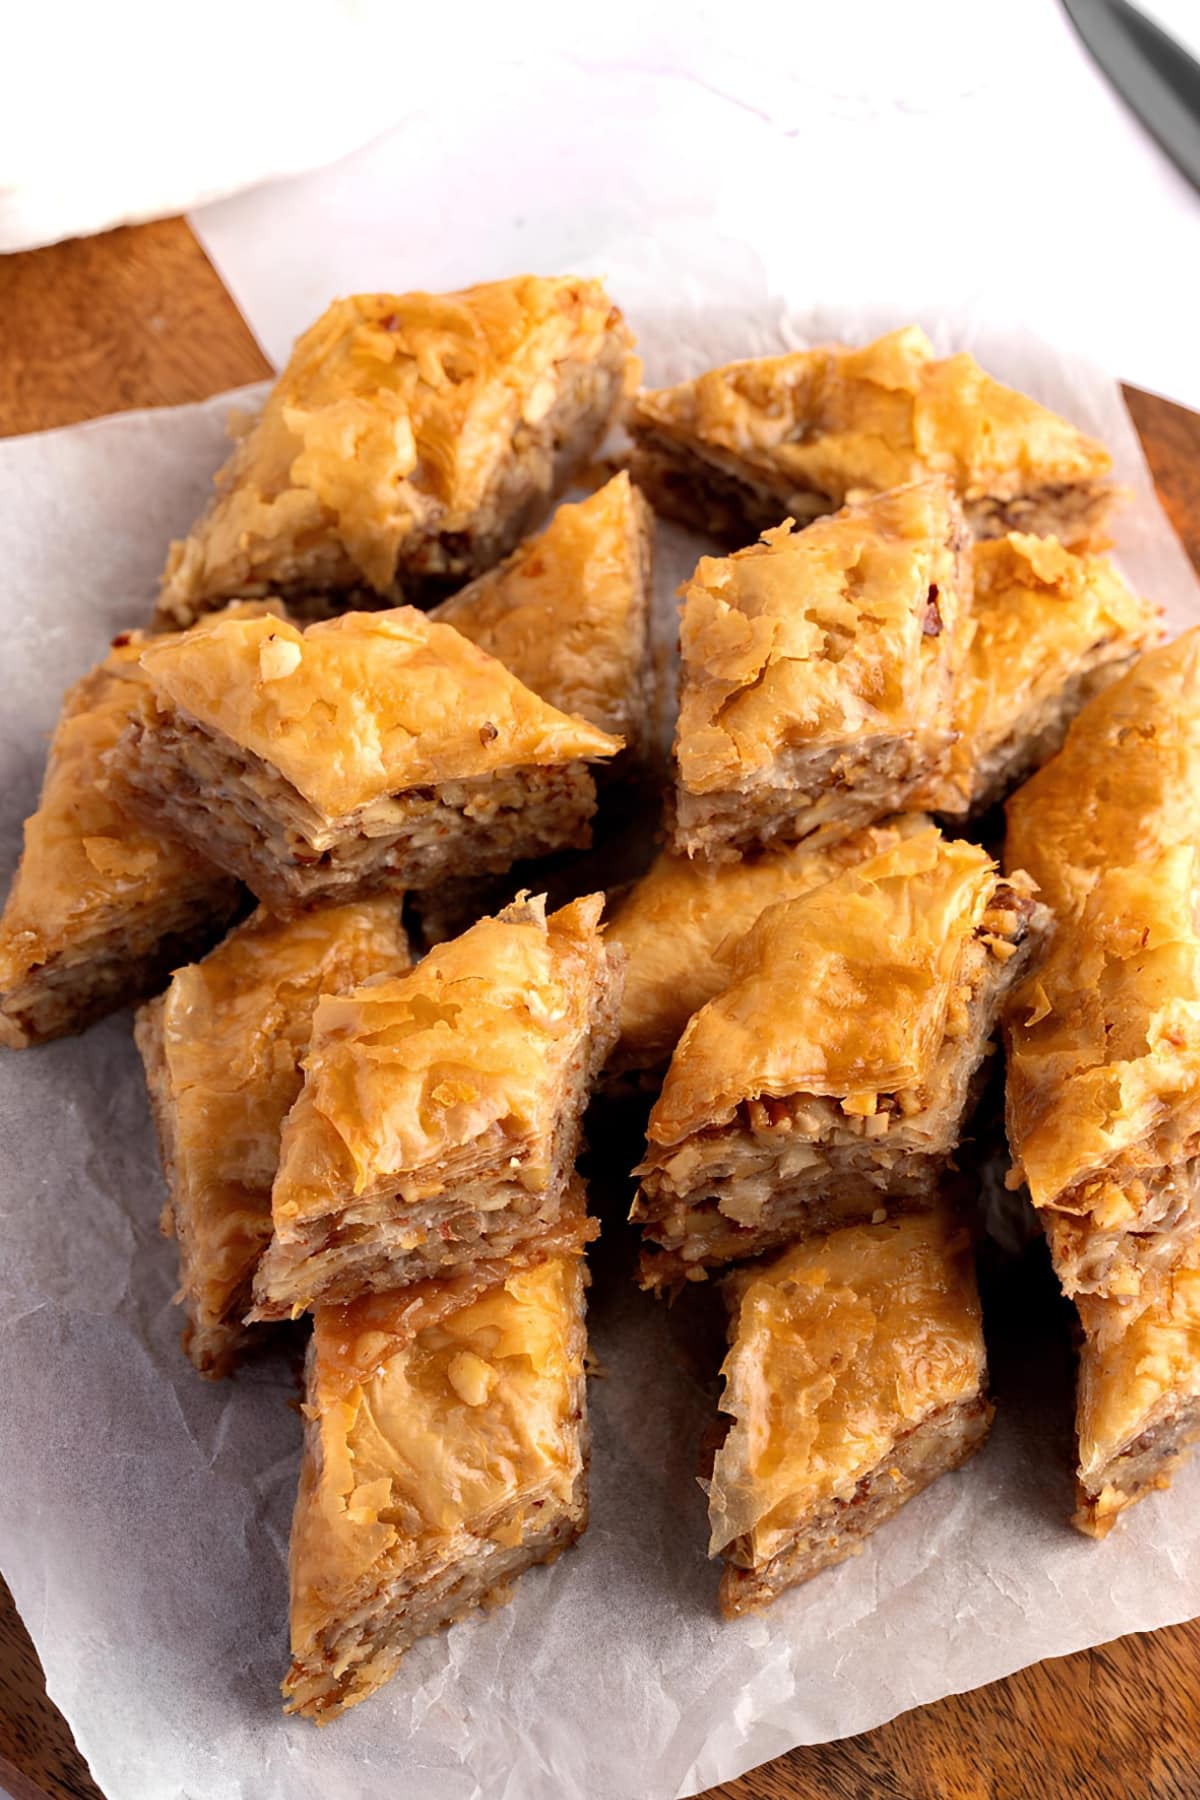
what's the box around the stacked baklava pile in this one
[0,276,1191,1715]
[1004,633,1200,1535]
[0,278,643,1723]
[618,478,1052,1614]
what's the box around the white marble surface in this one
[189,0,1200,406]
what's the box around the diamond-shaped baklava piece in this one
[1005,629,1200,1315]
[135,897,411,1376]
[284,1251,590,1721]
[0,622,267,1047]
[1074,1247,1200,1537]
[112,608,621,911]
[942,534,1160,818]
[252,893,618,1316]
[707,1207,991,1615]
[634,828,1044,1287]
[631,325,1115,548]
[605,816,929,1082]
[432,471,653,753]
[157,276,638,626]
[669,479,969,861]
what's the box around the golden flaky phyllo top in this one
[1007,851,1200,1210]
[0,634,227,987]
[607,817,930,1072]
[674,478,965,795]
[137,608,621,818]
[635,325,1111,507]
[1077,1250,1200,1500]
[272,894,610,1218]
[1005,630,1200,1207]
[153,900,411,1301]
[311,1192,595,1404]
[1006,626,1200,920]
[947,533,1160,806]
[707,1210,985,1563]
[290,1257,585,1645]
[646,828,1000,1145]
[158,897,411,1128]
[432,471,652,742]
[160,276,638,608]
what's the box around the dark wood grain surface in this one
[3,219,1200,1800]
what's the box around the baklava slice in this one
[0,631,242,1047]
[669,478,970,861]
[942,534,1160,818]
[1005,629,1200,1314]
[431,471,654,753]
[113,608,620,911]
[631,325,1115,549]
[251,893,618,1317]
[634,828,1044,1288]
[1074,1246,1200,1537]
[157,276,638,627]
[284,1251,589,1721]
[135,897,411,1377]
[605,815,929,1082]
[707,1208,991,1615]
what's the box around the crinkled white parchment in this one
[0,307,1198,1800]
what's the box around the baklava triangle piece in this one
[1074,1249,1200,1536]
[135,897,411,1377]
[157,276,638,627]
[634,827,1045,1287]
[942,533,1160,818]
[0,613,287,1046]
[605,815,930,1082]
[432,470,654,752]
[631,325,1115,549]
[1005,628,1200,1314]
[669,478,970,861]
[284,1248,590,1721]
[707,1207,991,1615]
[112,608,621,911]
[252,893,617,1316]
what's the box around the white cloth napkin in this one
[0,0,461,251]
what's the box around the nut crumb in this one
[258,635,302,682]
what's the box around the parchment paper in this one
[1,306,1198,1800]
[190,0,1200,409]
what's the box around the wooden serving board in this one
[2,221,1200,1800]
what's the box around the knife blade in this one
[1063,0,1200,193]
